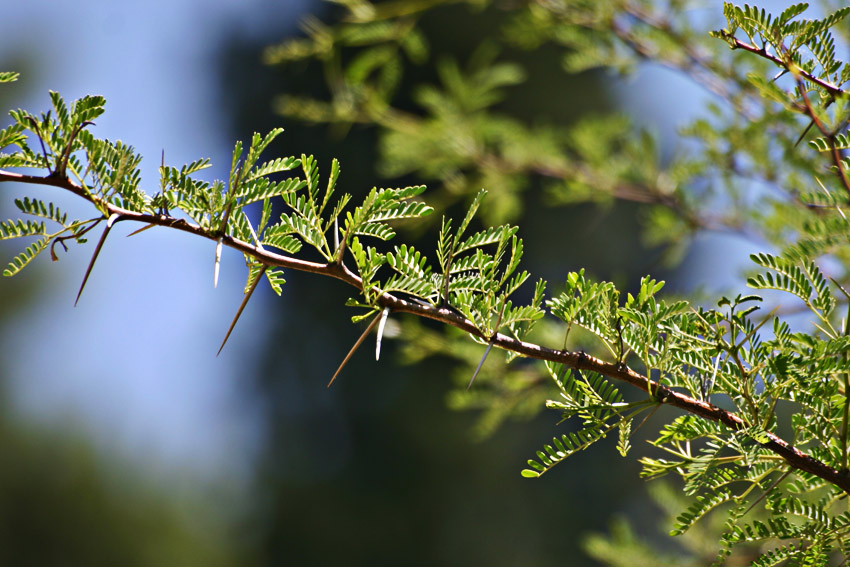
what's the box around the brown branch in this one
[2,168,850,493]
[718,32,848,100]
[795,76,850,201]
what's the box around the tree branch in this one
[2,167,849,493]
[716,32,848,100]
[794,75,850,200]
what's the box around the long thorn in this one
[631,403,662,437]
[126,223,156,238]
[742,469,792,517]
[217,266,267,356]
[794,120,815,148]
[467,340,494,390]
[375,307,390,361]
[244,210,263,249]
[75,214,118,307]
[213,237,223,288]
[334,217,339,254]
[328,311,382,387]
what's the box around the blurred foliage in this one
[0,61,246,567]
[217,3,657,563]
[255,1,850,565]
[582,482,765,566]
[4,0,850,565]
[0,404,244,566]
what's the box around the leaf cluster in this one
[6,1,850,564]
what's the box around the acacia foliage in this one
[4,2,850,564]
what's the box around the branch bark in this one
[2,168,850,493]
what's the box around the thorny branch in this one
[794,75,850,200]
[716,32,848,100]
[2,167,850,494]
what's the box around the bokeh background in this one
[0,1,760,565]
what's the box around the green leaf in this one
[670,491,733,535]
[319,157,340,214]
[265,268,286,296]
[353,221,396,241]
[71,94,107,124]
[262,226,303,254]
[386,244,431,278]
[4,237,49,276]
[14,197,68,226]
[456,225,516,255]
[244,156,300,183]
[234,176,306,205]
[0,123,26,150]
[809,133,850,152]
[457,189,487,241]
[277,213,325,251]
[523,426,608,477]
[0,219,46,240]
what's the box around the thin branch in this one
[717,32,848,100]
[795,75,850,200]
[2,168,850,493]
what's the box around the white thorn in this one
[467,341,494,390]
[245,211,265,251]
[334,217,339,252]
[214,237,223,288]
[375,307,390,360]
[106,213,119,228]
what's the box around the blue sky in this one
[0,0,312,484]
[0,0,808,487]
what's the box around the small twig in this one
[630,402,663,437]
[795,76,850,200]
[831,278,850,469]
[56,120,93,179]
[51,216,102,260]
[442,247,454,308]
[156,150,171,217]
[742,468,793,517]
[25,116,52,172]
[719,33,847,99]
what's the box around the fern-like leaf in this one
[670,491,734,536]
[521,425,607,478]
[0,219,46,240]
[4,237,49,276]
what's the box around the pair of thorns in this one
[74,213,492,390]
